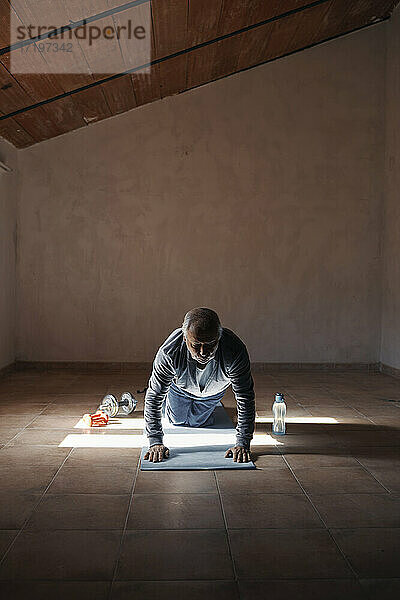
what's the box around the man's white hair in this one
[182,307,222,338]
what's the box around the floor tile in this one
[369,412,400,422]
[0,393,53,401]
[312,493,400,527]
[331,528,400,577]
[274,433,337,450]
[1,370,400,588]
[8,429,77,446]
[355,447,400,469]
[360,578,400,600]
[117,530,233,580]
[284,454,359,469]
[362,467,400,493]
[134,470,217,494]
[255,422,331,436]
[0,494,41,528]
[0,464,60,493]
[352,405,400,417]
[324,419,376,431]
[0,404,48,416]
[0,445,70,466]
[368,419,400,431]
[347,399,398,409]
[230,529,352,579]
[0,581,110,600]
[327,430,400,448]
[66,447,140,467]
[297,398,351,407]
[48,465,136,495]
[41,404,99,416]
[250,453,287,468]
[0,428,21,444]
[63,383,119,394]
[111,581,239,600]
[0,531,17,559]
[238,579,365,600]
[3,416,38,427]
[0,531,122,580]
[50,393,105,404]
[26,494,130,530]
[127,493,224,529]
[305,407,366,418]
[27,416,83,429]
[223,493,322,529]
[294,467,387,494]
[257,407,313,418]
[216,468,302,494]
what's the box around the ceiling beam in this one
[0,0,150,56]
[0,0,333,122]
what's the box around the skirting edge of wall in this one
[3,361,398,379]
[0,361,16,378]
[14,361,152,372]
[380,362,400,379]
[251,362,380,372]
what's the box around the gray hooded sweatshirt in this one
[144,327,256,448]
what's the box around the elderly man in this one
[144,307,255,463]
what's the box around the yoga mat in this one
[140,404,256,470]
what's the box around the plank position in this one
[144,307,255,463]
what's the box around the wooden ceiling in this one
[0,0,398,148]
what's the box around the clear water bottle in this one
[272,393,286,435]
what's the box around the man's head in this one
[182,307,222,365]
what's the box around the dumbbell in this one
[99,392,137,417]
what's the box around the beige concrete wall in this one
[381,8,400,371]
[0,139,18,369]
[17,26,385,363]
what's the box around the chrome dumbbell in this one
[99,392,137,417]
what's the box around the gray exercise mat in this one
[140,405,256,470]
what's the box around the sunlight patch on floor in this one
[74,417,146,429]
[60,430,281,448]
[256,416,338,424]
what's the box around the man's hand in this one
[224,445,251,463]
[144,444,170,462]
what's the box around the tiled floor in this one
[0,368,400,599]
